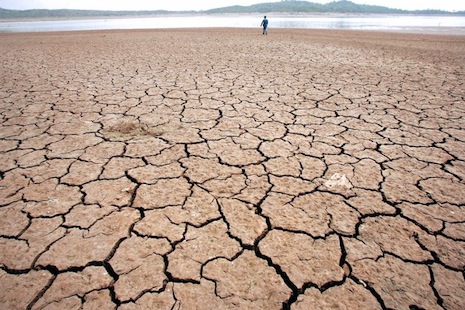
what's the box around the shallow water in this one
[1,15,465,33]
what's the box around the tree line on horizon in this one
[1,0,463,19]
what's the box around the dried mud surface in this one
[1,28,465,309]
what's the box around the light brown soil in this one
[1,28,464,309]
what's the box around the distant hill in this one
[205,1,463,15]
[0,1,463,19]
[205,0,405,14]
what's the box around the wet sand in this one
[1,28,465,309]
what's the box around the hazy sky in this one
[0,0,464,12]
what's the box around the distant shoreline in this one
[1,0,464,21]
[1,12,464,23]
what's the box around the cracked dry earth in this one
[0,28,465,309]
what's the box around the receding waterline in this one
[1,15,465,33]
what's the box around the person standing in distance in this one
[261,16,269,35]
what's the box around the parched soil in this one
[0,28,465,309]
